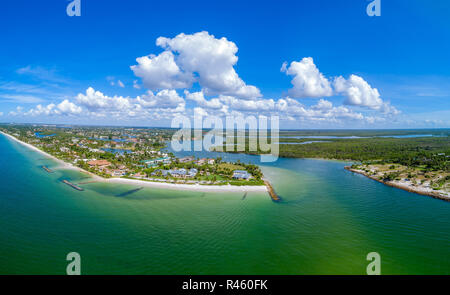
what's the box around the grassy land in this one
[217,163,245,171]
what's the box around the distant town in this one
[0,125,264,187]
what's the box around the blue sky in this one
[1,0,449,128]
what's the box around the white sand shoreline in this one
[106,178,268,192]
[1,131,268,193]
[0,131,96,175]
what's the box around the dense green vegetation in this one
[217,135,450,172]
[280,138,449,168]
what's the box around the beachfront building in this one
[87,159,111,168]
[60,147,70,153]
[196,158,215,165]
[179,156,194,163]
[87,159,112,173]
[232,170,251,180]
[111,170,126,177]
[143,157,171,167]
[187,168,198,177]
[170,168,187,178]
[150,168,197,178]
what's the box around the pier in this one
[42,165,53,173]
[62,180,84,191]
[264,180,280,202]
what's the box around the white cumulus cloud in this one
[57,99,83,114]
[185,90,223,110]
[21,87,187,120]
[281,57,333,98]
[76,87,132,111]
[136,89,185,112]
[193,107,209,117]
[334,74,399,115]
[334,75,382,108]
[131,51,193,90]
[24,100,82,116]
[132,31,261,99]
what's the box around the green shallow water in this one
[0,134,449,274]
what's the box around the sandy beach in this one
[1,131,268,193]
[107,177,268,192]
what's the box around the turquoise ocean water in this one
[0,134,449,274]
